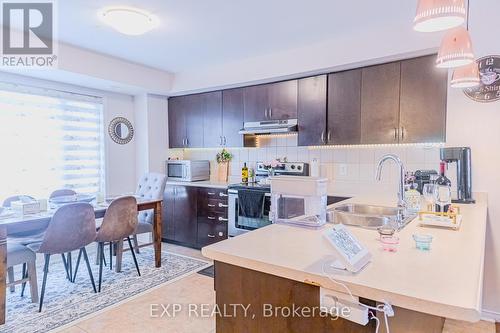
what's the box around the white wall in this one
[174,0,500,317]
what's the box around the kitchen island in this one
[202,193,488,332]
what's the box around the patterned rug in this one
[1,246,210,333]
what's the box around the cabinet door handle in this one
[223,136,227,146]
[264,108,269,119]
[207,192,216,195]
[208,204,215,207]
[186,138,189,146]
[207,234,216,238]
[269,108,273,118]
[207,216,216,220]
[327,130,331,144]
[218,203,228,208]
[218,216,228,222]
[401,127,405,141]
[219,192,228,197]
[394,128,398,141]
[219,136,223,146]
[321,130,325,144]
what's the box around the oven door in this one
[228,189,272,236]
[166,162,188,181]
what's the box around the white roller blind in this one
[0,83,105,202]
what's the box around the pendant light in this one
[451,62,480,88]
[413,0,466,32]
[435,0,474,68]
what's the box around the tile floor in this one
[54,243,495,333]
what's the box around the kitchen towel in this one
[238,190,265,218]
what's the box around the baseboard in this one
[481,309,500,322]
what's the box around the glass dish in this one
[413,233,433,251]
[380,235,399,252]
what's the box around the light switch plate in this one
[339,164,348,177]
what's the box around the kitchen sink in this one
[328,203,416,230]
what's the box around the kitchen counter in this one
[166,180,229,189]
[202,193,487,322]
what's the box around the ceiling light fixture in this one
[98,6,159,36]
[413,0,466,32]
[450,62,480,88]
[435,0,474,68]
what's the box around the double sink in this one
[328,202,417,231]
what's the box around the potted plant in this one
[216,148,233,182]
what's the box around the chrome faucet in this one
[376,154,407,215]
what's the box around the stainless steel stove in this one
[228,162,309,236]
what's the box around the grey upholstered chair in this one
[49,189,77,199]
[3,195,44,292]
[132,173,166,253]
[95,196,140,292]
[49,189,78,281]
[6,242,38,303]
[27,202,97,312]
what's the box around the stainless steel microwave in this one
[165,160,210,182]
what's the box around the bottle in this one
[435,161,451,212]
[241,163,248,183]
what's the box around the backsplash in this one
[169,134,444,197]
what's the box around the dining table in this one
[0,197,163,325]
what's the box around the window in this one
[0,83,105,202]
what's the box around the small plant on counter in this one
[216,148,233,164]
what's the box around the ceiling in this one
[57,0,419,73]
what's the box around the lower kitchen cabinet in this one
[162,185,228,249]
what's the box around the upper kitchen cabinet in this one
[297,75,327,146]
[202,91,223,147]
[168,94,204,148]
[360,62,401,144]
[222,88,244,147]
[168,96,187,148]
[399,55,447,143]
[243,80,298,122]
[328,69,362,145]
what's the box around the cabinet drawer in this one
[197,220,227,247]
[198,187,228,200]
[198,211,228,223]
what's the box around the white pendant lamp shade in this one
[451,62,480,88]
[413,0,466,32]
[436,26,475,68]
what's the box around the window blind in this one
[0,83,105,202]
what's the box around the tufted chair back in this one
[136,173,167,224]
[50,189,77,199]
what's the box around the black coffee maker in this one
[440,147,475,204]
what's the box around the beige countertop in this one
[166,180,229,189]
[202,193,487,322]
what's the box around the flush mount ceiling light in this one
[413,0,466,32]
[450,61,480,88]
[98,6,159,36]
[435,26,474,68]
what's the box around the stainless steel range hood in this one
[238,119,298,135]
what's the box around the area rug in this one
[1,247,210,333]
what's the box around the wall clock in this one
[463,55,500,103]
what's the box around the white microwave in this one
[166,160,210,182]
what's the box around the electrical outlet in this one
[339,164,348,177]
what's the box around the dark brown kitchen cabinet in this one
[168,94,204,148]
[197,187,228,247]
[222,88,244,147]
[243,80,298,122]
[203,91,223,147]
[162,185,198,247]
[328,69,362,145]
[168,97,187,148]
[399,55,447,143]
[298,75,327,146]
[360,62,401,144]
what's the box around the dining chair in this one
[49,188,78,282]
[93,196,140,292]
[4,195,45,292]
[131,173,166,253]
[6,242,38,303]
[27,202,97,312]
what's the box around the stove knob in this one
[297,165,302,171]
[290,165,295,170]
